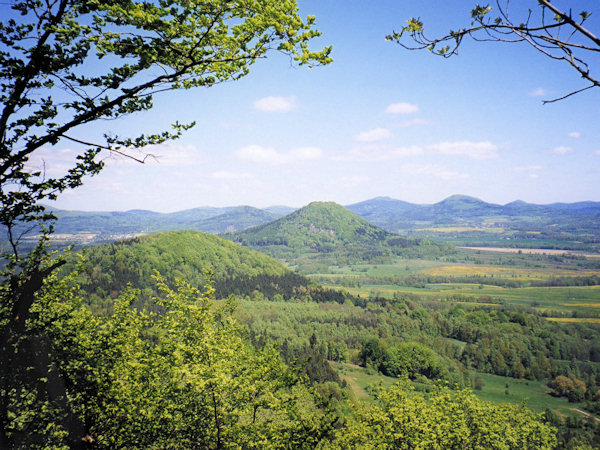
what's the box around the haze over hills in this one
[347,195,600,230]
[5,195,596,253]
[45,204,283,236]
[346,195,600,251]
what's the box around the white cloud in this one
[568,131,581,138]
[385,102,419,115]
[210,171,254,180]
[355,127,393,142]
[595,150,600,155]
[236,145,322,165]
[253,96,297,112]
[551,146,573,155]
[335,144,422,162]
[514,165,543,172]
[336,140,499,162]
[398,118,431,127]
[25,147,80,178]
[401,163,469,180]
[528,87,549,97]
[428,141,499,159]
[529,173,539,179]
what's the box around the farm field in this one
[309,248,600,319]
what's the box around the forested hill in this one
[64,230,291,310]
[224,201,452,262]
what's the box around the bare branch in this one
[389,0,600,102]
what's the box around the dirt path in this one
[339,373,368,400]
[570,408,600,422]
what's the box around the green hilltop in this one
[225,201,453,265]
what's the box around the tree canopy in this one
[335,383,557,449]
[387,1,600,103]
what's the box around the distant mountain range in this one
[9,195,594,253]
[48,205,283,235]
[346,195,600,232]
[43,195,600,236]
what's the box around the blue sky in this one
[40,0,600,212]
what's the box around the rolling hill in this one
[224,201,451,264]
[64,229,363,314]
[347,195,600,251]
[50,205,280,235]
[347,195,600,230]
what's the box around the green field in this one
[332,362,589,419]
[473,373,586,418]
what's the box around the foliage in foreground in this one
[1,268,334,448]
[0,253,560,449]
[334,383,557,449]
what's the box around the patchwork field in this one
[310,248,600,318]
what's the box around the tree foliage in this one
[387,1,600,103]
[0,2,331,444]
[333,383,557,449]
[1,268,334,448]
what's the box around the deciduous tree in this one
[0,1,330,444]
[332,382,557,449]
[2,270,335,447]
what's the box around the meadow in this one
[332,362,586,418]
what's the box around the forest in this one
[42,228,600,448]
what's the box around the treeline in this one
[238,291,600,402]
[215,272,362,305]
[320,273,600,289]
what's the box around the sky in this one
[28,0,600,212]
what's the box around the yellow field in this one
[546,318,600,324]
[420,264,599,279]
[563,303,600,308]
[416,227,505,233]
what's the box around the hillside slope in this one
[66,230,290,309]
[225,201,451,264]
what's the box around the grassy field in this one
[331,362,590,419]
[473,373,586,418]
[330,362,398,402]
[320,282,600,317]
